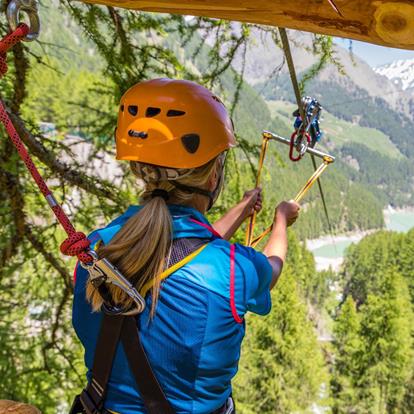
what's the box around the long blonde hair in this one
[86,157,220,316]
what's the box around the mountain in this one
[231,29,410,117]
[230,29,414,211]
[375,59,414,91]
[25,8,413,238]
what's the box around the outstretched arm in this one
[213,188,262,240]
[263,201,300,289]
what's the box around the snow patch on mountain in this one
[374,59,414,91]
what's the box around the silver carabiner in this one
[7,0,40,42]
[81,250,146,316]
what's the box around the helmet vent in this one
[120,105,124,112]
[181,134,200,154]
[128,105,138,116]
[146,107,161,117]
[167,109,186,117]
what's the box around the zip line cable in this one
[278,27,336,243]
[244,30,337,247]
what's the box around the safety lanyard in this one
[0,23,93,264]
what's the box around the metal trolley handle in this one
[7,0,40,41]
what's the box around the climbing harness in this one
[71,224,237,414]
[0,0,145,316]
[244,27,336,247]
[70,313,176,414]
[0,17,231,407]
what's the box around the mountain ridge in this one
[374,58,414,91]
[230,29,413,121]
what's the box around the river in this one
[307,208,414,271]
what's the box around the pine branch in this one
[8,112,119,202]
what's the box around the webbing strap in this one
[121,317,175,414]
[81,315,125,412]
[140,244,208,297]
[81,315,174,414]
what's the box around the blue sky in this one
[335,38,414,68]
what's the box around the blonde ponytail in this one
[86,156,220,316]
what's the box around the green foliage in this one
[358,273,413,413]
[331,296,362,413]
[339,143,414,206]
[234,235,328,413]
[332,232,414,413]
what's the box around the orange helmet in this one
[115,78,236,169]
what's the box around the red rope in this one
[0,24,92,263]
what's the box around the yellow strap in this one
[139,244,208,297]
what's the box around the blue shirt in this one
[72,205,272,414]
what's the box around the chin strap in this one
[172,181,215,210]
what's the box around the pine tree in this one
[331,296,363,413]
[234,255,328,413]
[357,270,413,414]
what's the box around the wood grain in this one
[79,0,414,50]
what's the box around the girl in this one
[72,78,300,414]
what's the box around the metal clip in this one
[81,251,146,316]
[7,0,40,41]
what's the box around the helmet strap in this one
[172,181,216,211]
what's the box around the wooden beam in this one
[79,0,414,50]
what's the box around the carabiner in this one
[289,130,310,162]
[7,0,40,42]
[81,250,146,316]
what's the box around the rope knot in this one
[60,232,93,264]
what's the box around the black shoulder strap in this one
[78,314,125,414]
[121,316,175,414]
[75,314,174,414]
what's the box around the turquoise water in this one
[312,211,414,259]
[386,211,414,232]
[311,240,354,259]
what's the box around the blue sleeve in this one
[235,244,272,316]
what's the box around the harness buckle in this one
[7,0,40,41]
[81,250,146,316]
